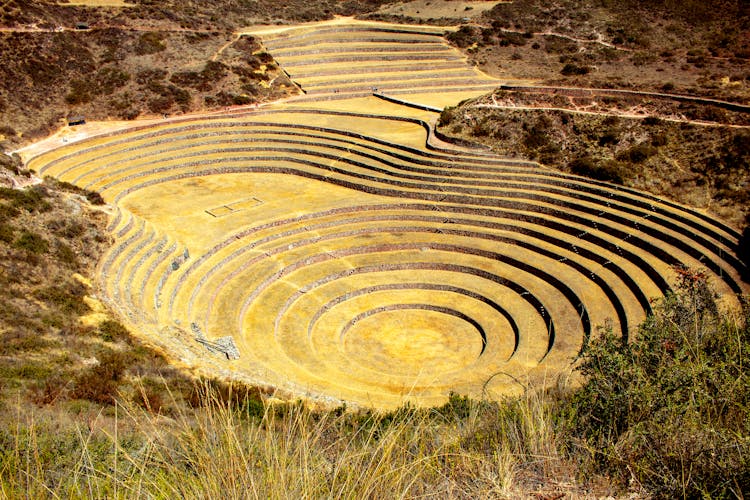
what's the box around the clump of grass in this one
[0,380,580,498]
[34,280,89,315]
[13,230,49,254]
[97,320,129,343]
[71,350,133,405]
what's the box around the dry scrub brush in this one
[0,381,582,498]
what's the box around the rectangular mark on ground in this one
[205,196,264,217]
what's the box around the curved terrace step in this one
[25,19,750,408]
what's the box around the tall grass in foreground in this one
[0,386,577,499]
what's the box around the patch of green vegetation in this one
[44,177,106,205]
[71,349,133,404]
[97,319,129,343]
[0,360,53,381]
[135,32,166,55]
[34,281,89,315]
[0,186,51,214]
[560,63,590,76]
[13,230,49,254]
[569,156,626,184]
[562,269,750,497]
[0,222,14,243]
[55,241,78,267]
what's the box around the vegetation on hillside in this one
[0,0,402,149]
[0,176,207,413]
[446,0,749,103]
[0,30,296,149]
[562,267,750,497]
[0,0,400,30]
[439,0,750,252]
[437,94,750,227]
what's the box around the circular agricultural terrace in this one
[27,20,749,409]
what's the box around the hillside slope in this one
[0,0,399,149]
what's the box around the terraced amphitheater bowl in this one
[25,20,749,410]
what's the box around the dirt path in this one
[472,103,750,128]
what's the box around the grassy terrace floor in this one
[22,19,750,410]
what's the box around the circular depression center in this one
[340,304,485,377]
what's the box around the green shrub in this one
[522,115,553,150]
[55,241,78,267]
[432,392,475,420]
[256,52,274,64]
[201,61,228,81]
[185,379,266,420]
[34,281,89,315]
[98,320,129,343]
[472,118,493,137]
[496,31,527,47]
[231,94,252,105]
[44,177,105,205]
[136,68,167,84]
[85,190,105,205]
[64,79,94,105]
[0,222,14,243]
[544,37,578,54]
[47,218,84,238]
[560,63,590,76]
[147,95,174,113]
[446,25,481,48]
[564,269,750,497]
[169,70,204,88]
[569,156,625,184]
[135,32,166,55]
[597,130,619,146]
[14,230,48,254]
[28,373,70,405]
[71,350,133,404]
[96,67,130,94]
[617,142,656,163]
[0,204,19,222]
